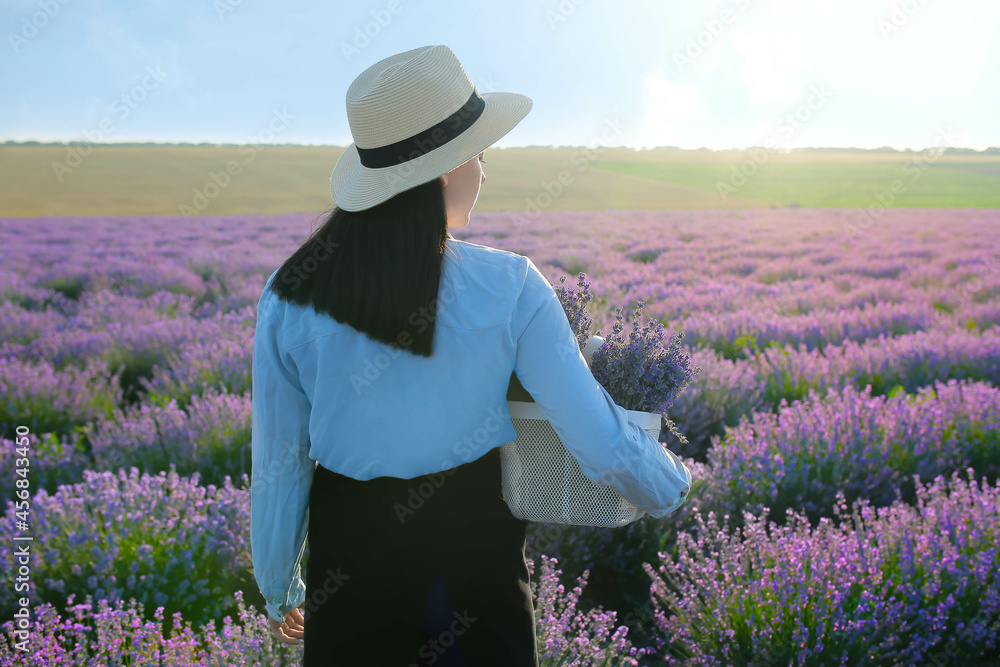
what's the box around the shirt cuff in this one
[642,451,693,519]
[264,574,306,623]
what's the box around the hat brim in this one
[330,91,533,212]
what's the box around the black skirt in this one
[302,445,540,666]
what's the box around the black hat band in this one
[356,89,485,168]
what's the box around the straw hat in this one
[330,44,533,212]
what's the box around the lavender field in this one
[1,208,999,665]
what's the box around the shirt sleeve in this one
[509,257,692,518]
[251,286,314,623]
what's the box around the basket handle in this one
[582,335,604,368]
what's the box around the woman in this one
[250,44,692,666]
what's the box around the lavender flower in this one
[589,299,700,442]
[0,356,123,437]
[84,386,252,487]
[0,431,89,501]
[647,469,1000,665]
[529,554,655,666]
[0,467,253,635]
[553,272,595,351]
[0,590,305,666]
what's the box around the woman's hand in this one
[268,603,305,645]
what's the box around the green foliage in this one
[733,334,759,358]
[44,275,89,301]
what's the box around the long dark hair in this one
[266,177,449,357]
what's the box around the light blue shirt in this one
[250,233,693,622]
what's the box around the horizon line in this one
[3,140,999,154]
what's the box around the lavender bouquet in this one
[508,272,700,444]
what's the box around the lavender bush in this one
[139,333,253,409]
[0,558,656,666]
[529,378,1000,649]
[0,273,79,317]
[658,345,768,460]
[647,469,1000,665]
[0,431,89,502]
[0,467,256,636]
[0,301,68,347]
[0,356,123,439]
[83,387,252,487]
[0,289,203,371]
[663,327,1000,460]
[0,590,303,666]
[755,327,1000,409]
[526,512,684,654]
[698,378,1000,528]
[681,300,945,361]
[529,555,655,666]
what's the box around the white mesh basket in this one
[500,400,662,527]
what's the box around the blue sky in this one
[3,0,999,150]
